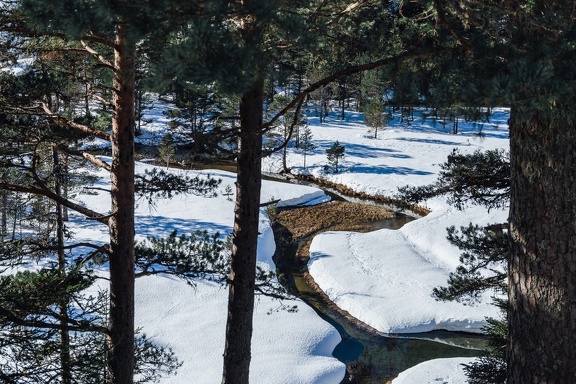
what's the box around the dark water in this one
[267,176,485,383]
[290,270,484,383]
[185,169,483,383]
[333,333,482,383]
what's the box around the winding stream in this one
[174,159,485,383]
[269,177,486,383]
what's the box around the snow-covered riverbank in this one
[68,106,509,383]
[70,165,344,383]
[264,108,510,382]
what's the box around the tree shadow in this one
[395,137,464,146]
[134,215,232,239]
[344,164,433,176]
[313,140,411,160]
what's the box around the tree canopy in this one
[3,0,576,382]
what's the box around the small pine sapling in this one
[158,133,176,168]
[299,125,315,169]
[326,141,345,173]
[363,98,386,139]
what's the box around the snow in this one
[135,276,344,384]
[68,164,345,384]
[1,39,511,384]
[0,57,34,76]
[18,103,509,383]
[262,108,510,382]
[262,109,509,335]
[306,202,506,335]
[391,357,475,384]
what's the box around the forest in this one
[1,1,576,384]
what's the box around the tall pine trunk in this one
[282,126,289,173]
[62,152,69,222]
[507,110,576,383]
[221,77,264,384]
[53,146,72,384]
[107,23,136,384]
[1,190,6,243]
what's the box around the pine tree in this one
[299,125,315,170]
[326,140,345,173]
[308,67,334,124]
[399,3,576,379]
[398,148,510,383]
[158,133,175,168]
[1,2,213,383]
[363,100,386,138]
[360,67,388,138]
[163,82,233,161]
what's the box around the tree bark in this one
[221,77,264,384]
[53,146,72,384]
[62,152,69,222]
[1,190,6,243]
[282,126,289,173]
[106,23,136,384]
[507,109,576,383]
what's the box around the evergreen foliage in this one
[162,83,235,161]
[10,0,575,381]
[462,299,508,384]
[399,147,510,383]
[307,67,334,124]
[158,133,175,168]
[299,125,315,169]
[326,140,345,173]
[135,230,291,299]
[397,149,509,211]
[135,168,221,206]
[221,185,233,201]
[363,100,386,138]
[134,334,182,384]
[431,223,509,383]
[433,224,507,303]
[135,230,230,283]
[360,67,388,138]
[0,268,182,383]
[0,4,225,381]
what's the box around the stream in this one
[169,157,486,383]
[268,176,486,384]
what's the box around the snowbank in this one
[69,164,345,384]
[276,110,510,335]
[391,357,474,384]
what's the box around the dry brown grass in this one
[275,201,395,240]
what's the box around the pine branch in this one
[397,149,510,210]
[57,145,112,172]
[135,168,221,205]
[80,39,115,71]
[433,224,508,303]
[0,182,110,224]
[39,102,110,141]
[263,50,424,129]
[0,306,109,334]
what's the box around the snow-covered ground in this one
[391,357,476,384]
[70,165,344,383]
[36,105,510,383]
[262,109,508,334]
[263,108,510,382]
